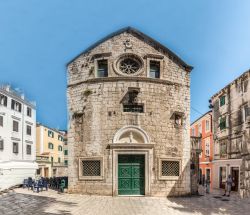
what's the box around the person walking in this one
[223,175,233,197]
[205,177,210,194]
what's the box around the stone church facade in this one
[67,27,192,196]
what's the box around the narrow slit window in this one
[149,61,160,78]
[97,60,108,77]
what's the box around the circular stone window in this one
[114,54,143,76]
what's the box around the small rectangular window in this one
[26,125,32,135]
[26,145,31,155]
[0,115,3,127]
[11,99,22,112]
[220,141,227,158]
[79,157,104,180]
[123,104,144,113]
[219,96,225,107]
[0,94,7,107]
[82,160,101,176]
[58,157,61,163]
[198,124,202,134]
[205,139,210,156]
[27,107,32,117]
[191,128,195,136]
[48,142,54,149]
[149,61,160,78]
[13,120,19,132]
[58,135,64,141]
[219,117,226,130]
[97,60,108,77]
[13,142,18,153]
[48,130,54,138]
[64,150,68,155]
[205,120,210,132]
[64,160,68,166]
[161,161,180,177]
[58,145,62,151]
[0,139,4,150]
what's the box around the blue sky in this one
[1,0,250,130]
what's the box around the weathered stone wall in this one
[211,70,250,197]
[67,29,191,196]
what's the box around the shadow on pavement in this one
[0,191,76,215]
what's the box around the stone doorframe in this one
[110,145,154,196]
[111,125,153,196]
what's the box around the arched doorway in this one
[111,126,153,196]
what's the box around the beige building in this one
[36,123,65,177]
[67,27,193,196]
[210,69,250,197]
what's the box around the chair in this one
[22,179,28,188]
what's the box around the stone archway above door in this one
[113,125,150,144]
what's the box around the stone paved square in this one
[0,188,250,215]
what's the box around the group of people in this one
[200,175,234,197]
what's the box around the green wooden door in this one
[118,155,145,195]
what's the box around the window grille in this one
[161,161,180,176]
[123,104,144,113]
[82,160,101,176]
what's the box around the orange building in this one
[190,111,213,187]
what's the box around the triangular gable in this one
[67,26,193,72]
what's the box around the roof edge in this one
[191,110,212,126]
[66,26,193,72]
[210,69,250,100]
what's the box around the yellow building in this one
[36,123,65,177]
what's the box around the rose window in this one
[119,58,140,74]
[114,54,143,76]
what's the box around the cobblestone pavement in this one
[0,188,250,215]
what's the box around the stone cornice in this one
[67,77,189,88]
[109,143,154,149]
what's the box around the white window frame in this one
[158,157,181,180]
[79,157,104,180]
